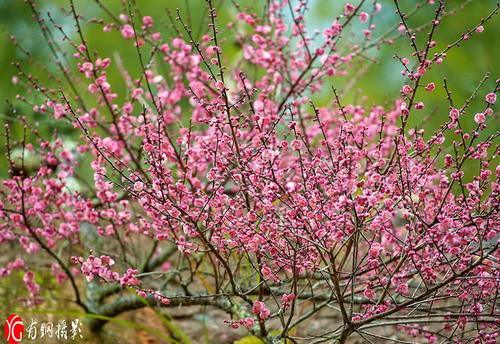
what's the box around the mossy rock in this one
[234,336,264,344]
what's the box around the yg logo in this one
[4,314,24,344]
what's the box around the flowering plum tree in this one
[1,0,498,343]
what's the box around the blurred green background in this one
[0,0,498,179]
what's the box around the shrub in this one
[1,0,498,342]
